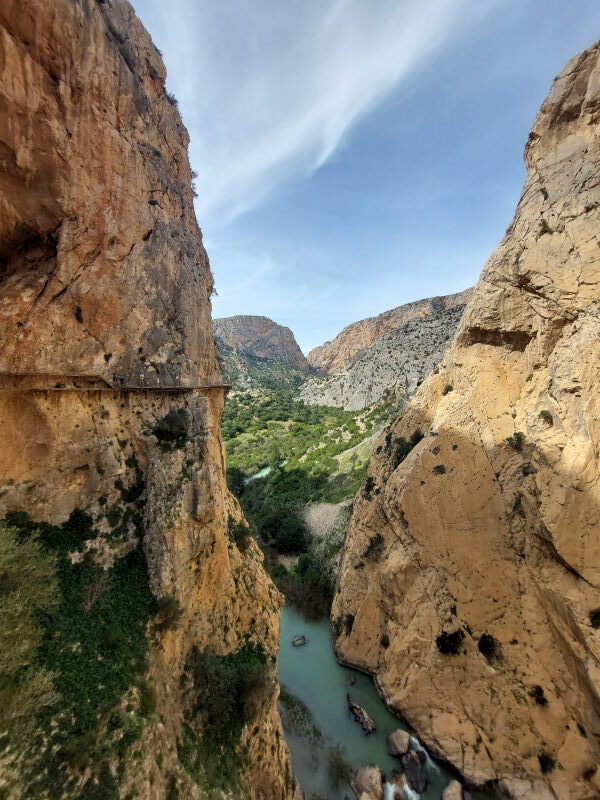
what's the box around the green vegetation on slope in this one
[223,388,399,490]
[217,342,311,389]
[0,524,58,745]
[1,469,156,799]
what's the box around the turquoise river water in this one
[278,605,495,800]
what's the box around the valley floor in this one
[222,387,402,617]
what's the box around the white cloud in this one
[134,0,479,226]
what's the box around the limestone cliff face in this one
[0,3,292,799]
[333,44,600,800]
[307,290,471,375]
[300,304,465,410]
[0,0,217,387]
[213,315,309,370]
[213,316,311,389]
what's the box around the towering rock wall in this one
[333,44,600,800]
[307,290,471,375]
[0,2,293,799]
[0,0,218,387]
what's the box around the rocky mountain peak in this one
[307,289,472,375]
[213,314,309,370]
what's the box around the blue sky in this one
[132,0,600,354]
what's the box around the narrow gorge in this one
[1,3,599,800]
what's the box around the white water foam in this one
[383,777,421,800]
[409,735,440,774]
[384,779,420,800]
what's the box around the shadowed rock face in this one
[307,290,472,375]
[334,43,600,800]
[213,315,309,370]
[0,2,293,798]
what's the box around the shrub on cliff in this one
[154,594,182,632]
[180,642,271,790]
[152,408,190,446]
[343,613,355,635]
[478,633,501,662]
[363,476,376,498]
[436,629,464,655]
[227,517,253,553]
[538,751,555,773]
[506,431,525,451]
[362,532,384,558]
[226,466,246,497]
[390,428,424,471]
[529,685,548,706]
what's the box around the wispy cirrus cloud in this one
[133,0,480,226]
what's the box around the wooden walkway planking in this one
[0,386,232,392]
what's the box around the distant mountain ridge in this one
[213,315,308,367]
[215,293,471,399]
[213,315,311,388]
[300,303,466,410]
[300,290,472,409]
[307,289,472,374]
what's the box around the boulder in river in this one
[292,635,307,646]
[401,749,428,794]
[351,765,383,800]
[443,780,464,800]
[387,729,410,757]
[347,693,376,734]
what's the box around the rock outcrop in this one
[333,43,600,799]
[307,290,471,375]
[0,2,293,799]
[387,729,410,757]
[213,315,311,389]
[351,766,383,800]
[443,780,464,800]
[300,304,465,410]
[214,315,309,370]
